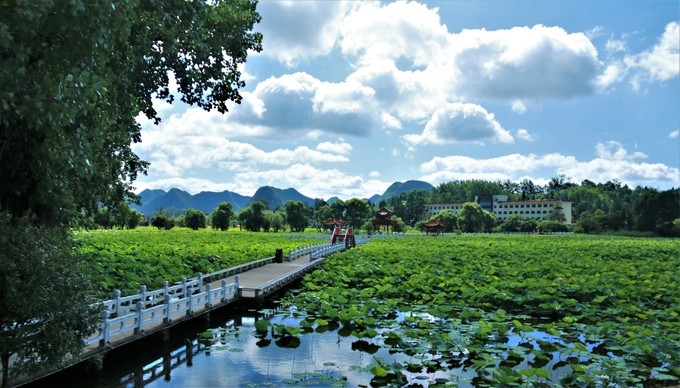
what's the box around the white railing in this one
[87,237,373,347]
[87,278,240,346]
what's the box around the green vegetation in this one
[286,234,680,385]
[75,227,321,298]
[1,1,261,382]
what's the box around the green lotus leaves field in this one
[287,234,679,385]
[74,228,321,298]
[76,229,678,384]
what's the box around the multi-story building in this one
[424,195,573,224]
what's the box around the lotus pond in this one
[278,234,680,386]
[55,233,678,386]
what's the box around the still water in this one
[35,303,455,387]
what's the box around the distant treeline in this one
[390,177,678,236]
[91,177,679,237]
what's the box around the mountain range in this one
[131,180,433,216]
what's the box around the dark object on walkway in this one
[275,249,283,263]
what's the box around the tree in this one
[344,198,372,228]
[0,1,262,226]
[151,210,174,230]
[498,214,524,232]
[433,209,458,232]
[404,190,430,226]
[313,205,334,232]
[458,202,496,232]
[537,220,569,233]
[184,209,207,230]
[330,199,347,220]
[520,179,543,200]
[1,2,261,381]
[0,213,100,387]
[264,211,285,232]
[241,201,267,232]
[125,209,143,229]
[210,202,233,231]
[285,201,308,232]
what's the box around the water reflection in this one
[35,305,612,387]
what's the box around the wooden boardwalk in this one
[8,238,370,387]
[83,252,325,355]
[11,239,368,386]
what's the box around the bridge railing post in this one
[187,292,194,316]
[235,275,241,298]
[113,289,121,317]
[139,285,147,309]
[205,283,212,308]
[181,277,188,298]
[162,280,169,299]
[221,280,227,302]
[100,309,110,346]
[196,273,203,294]
[135,301,144,334]
[164,294,172,324]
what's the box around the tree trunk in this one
[1,351,10,388]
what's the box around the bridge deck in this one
[12,238,367,386]
[50,253,321,385]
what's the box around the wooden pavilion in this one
[321,218,348,233]
[422,220,446,236]
[372,207,396,233]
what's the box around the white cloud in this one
[623,21,680,91]
[133,128,352,177]
[135,164,391,200]
[133,177,236,195]
[235,72,378,137]
[418,141,679,187]
[340,1,450,67]
[595,140,646,160]
[230,163,389,200]
[403,103,514,145]
[605,38,627,54]
[316,140,352,155]
[669,129,680,139]
[255,1,352,66]
[596,63,626,89]
[449,25,600,100]
[511,101,527,114]
[516,129,535,142]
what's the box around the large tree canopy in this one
[0,1,261,384]
[0,0,262,226]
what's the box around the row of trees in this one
[383,178,679,236]
[418,203,569,234]
[110,177,678,236]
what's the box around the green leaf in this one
[370,365,388,377]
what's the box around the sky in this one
[132,0,680,200]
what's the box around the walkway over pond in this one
[21,238,369,385]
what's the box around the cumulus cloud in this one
[669,129,679,139]
[418,141,679,187]
[403,103,514,145]
[625,21,680,87]
[340,1,450,67]
[133,127,353,177]
[235,72,378,137]
[449,25,600,100]
[229,163,389,200]
[255,1,351,66]
[516,129,535,142]
[133,177,236,195]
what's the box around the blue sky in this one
[133,0,679,200]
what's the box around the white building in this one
[424,195,573,224]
